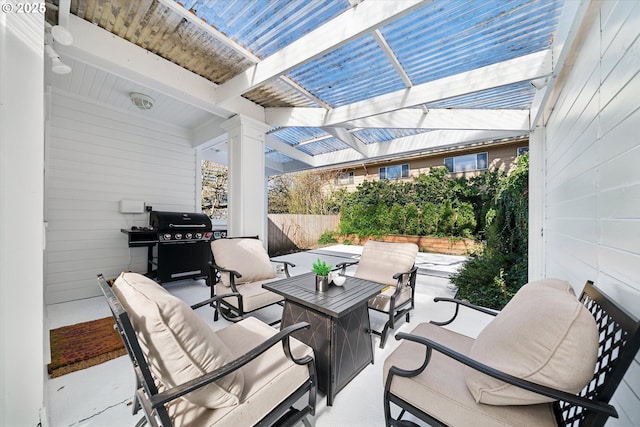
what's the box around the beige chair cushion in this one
[112,272,244,409]
[165,317,314,427]
[368,283,412,312]
[465,278,598,405]
[384,322,557,427]
[211,238,276,287]
[217,278,284,312]
[355,240,418,287]
[534,277,576,294]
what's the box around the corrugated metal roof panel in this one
[381,0,563,85]
[353,128,432,145]
[297,137,352,156]
[72,0,254,85]
[270,127,355,156]
[245,79,321,108]
[270,127,329,147]
[181,0,351,58]
[266,150,294,164]
[424,81,537,109]
[286,33,407,107]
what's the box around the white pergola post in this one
[528,127,545,281]
[221,115,271,242]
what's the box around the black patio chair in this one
[208,236,294,325]
[98,272,316,427]
[337,240,418,348]
[383,279,640,427]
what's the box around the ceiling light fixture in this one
[45,43,72,74]
[44,23,73,75]
[129,92,155,110]
[50,25,74,46]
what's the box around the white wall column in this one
[222,115,270,241]
[0,8,45,426]
[528,127,545,281]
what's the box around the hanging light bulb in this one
[45,43,72,75]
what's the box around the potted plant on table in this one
[312,258,332,292]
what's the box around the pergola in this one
[51,0,571,168]
[48,0,577,237]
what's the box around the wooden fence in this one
[268,214,340,255]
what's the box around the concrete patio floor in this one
[45,245,493,426]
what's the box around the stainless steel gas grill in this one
[148,211,213,283]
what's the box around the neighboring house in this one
[331,137,528,191]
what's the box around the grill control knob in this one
[195,232,202,239]
[163,233,171,240]
[185,233,193,239]
[175,233,182,239]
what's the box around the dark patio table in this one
[263,272,386,406]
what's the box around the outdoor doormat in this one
[48,316,126,378]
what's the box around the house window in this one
[379,164,409,180]
[444,153,488,173]
[335,171,354,185]
[517,146,529,156]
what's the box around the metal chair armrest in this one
[190,292,241,310]
[149,322,313,409]
[430,297,499,326]
[392,266,418,285]
[271,259,296,277]
[336,260,359,274]
[210,260,242,280]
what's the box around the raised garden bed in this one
[338,234,477,256]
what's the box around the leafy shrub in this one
[375,201,393,235]
[455,202,477,238]
[318,230,338,245]
[451,154,529,309]
[335,164,504,240]
[405,203,421,235]
[389,203,405,234]
[438,200,456,236]
[421,202,438,235]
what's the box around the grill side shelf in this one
[121,229,158,247]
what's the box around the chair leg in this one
[379,322,391,348]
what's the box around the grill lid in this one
[150,211,212,231]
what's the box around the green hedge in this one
[335,166,503,239]
[451,154,529,309]
[329,156,529,310]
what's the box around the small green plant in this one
[318,230,338,245]
[311,258,332,276]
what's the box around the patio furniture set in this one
[97,237,640,427]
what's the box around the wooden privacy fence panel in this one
[268,214,340,254]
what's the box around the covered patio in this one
[1,0,639,425]
[46,245,486,426]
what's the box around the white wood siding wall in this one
[0,9,45,426]
[542,1,640,424]
[45,90,199,304]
